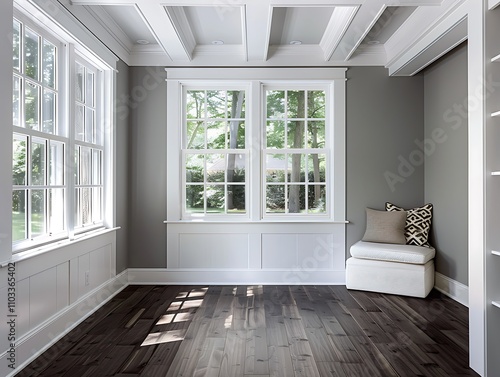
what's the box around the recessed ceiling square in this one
[183,6,242,45]
[270,7,335,45]
[101,5,157,46]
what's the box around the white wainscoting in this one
[0,230,125,377]
[160,222,346,284]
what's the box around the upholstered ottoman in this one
[346,241,435,298]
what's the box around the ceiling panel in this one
[362,6,417,45]
[270,7,335,46]
[183,6,242,45]
[100,5,157,46]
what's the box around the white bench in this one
[346,241,435,298]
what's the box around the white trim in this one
[1,270,128,377]
[127,268,346,285]
[434,271,469,307]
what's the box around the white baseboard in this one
[434,271,469,307]
[127,268,346,285]
[2,270,129,377]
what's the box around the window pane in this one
[92,187,102,223]
[92,149,102,185]
[266,154,285,182]
[49,188,64,234]
[42,90,56,134]
[186,121,205,149]
[288,184,305,213]
[13,135,27,185]
[309,185,326,214]
[227,154,245,183]
[13,20,20,71]
[206,90,226,119]
[25,28,39,81]
[186,90,204,119]
[287,90,306,119]
[207,154,225,183]
[287,121,305,149]
[266,185,285,213]
[228,120,244,149]
[227,185,245,213]
[85,108,95,143]
[86,70,94,106]
[49,141,64,186]
[42,40,56,88]
[206,121,226,149]
[289,154,305,183]
[266,121,284,148]
[186,185,204,213]
[75,104,84,141]
[186,154,204,183]
[12,190,26,242]
[75,62,84,102]
[79,146,91,185]
[76,187,91,226]
[307,121,325,148]
[266,90,285,118]
[74,147,80,185]
[31,189,46,237]
[13,76,21,128]
[308,91,325,118]
[206,185,224,213]
[227,90,245,119]
[25,82,39,130]
[31,139,46,186]
[308,154,326,183]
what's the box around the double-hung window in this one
[168,68,346,222]
[264,87,328,215]
[12,8,113,253]
[183,88,247,216]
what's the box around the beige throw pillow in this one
[362,208,407,244]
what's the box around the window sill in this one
[1,227,120,267]
[164,220,349,224]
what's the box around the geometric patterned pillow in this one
[385,202,433,247]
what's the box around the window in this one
[74,59,104,228]
[12,11,112,252]
[183,88,247,216]
[264,88,327,215]
[170,68,345,222]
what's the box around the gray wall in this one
[423,44,468,285]
[115,59,130,273]
[346,67,425,251]
[127,66,426,267]
[128,67,168,268]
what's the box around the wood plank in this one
[245,327,270,375]
[192,337,225,377]
[219,329,246,376]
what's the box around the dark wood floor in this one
[17,285,479,377]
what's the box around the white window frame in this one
[261,83,333,219]
[181,83,251,220]
[12,3,115,254]
[166,68,346,223]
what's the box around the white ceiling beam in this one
[328,0,387,62]
[135,1,190,61]
[319,6,359,61]
[245,3,272,62]
[164,6,196,58]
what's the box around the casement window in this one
[11,11,112,252]
[168,68,346,222]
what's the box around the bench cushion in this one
[350,240,435,265]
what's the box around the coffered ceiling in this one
[59,0,468,74]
